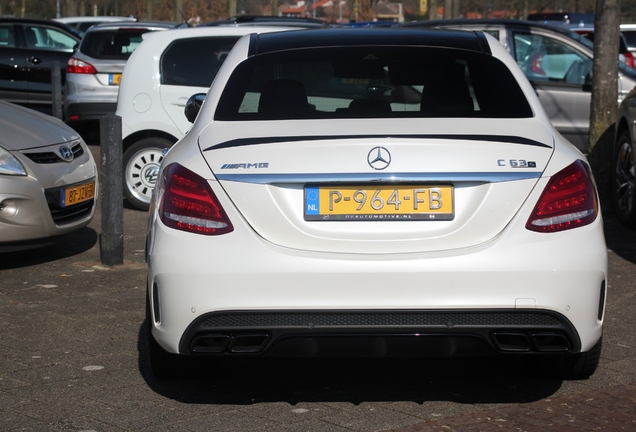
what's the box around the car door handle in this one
[171,97,189,107]
[27,56,42,65]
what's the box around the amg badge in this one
[220,163,269,169]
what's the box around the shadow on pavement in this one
[136,322,562,406]
[603,213,636,265]
[0,227,98,270]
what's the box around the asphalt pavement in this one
[1,144,635,431]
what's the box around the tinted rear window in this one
[161,37,241,87]
[80,29,150,59]
[215,46,533,120]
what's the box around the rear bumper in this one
[176,308,581,357]
[65,102,117,122]
[148,215,607,358]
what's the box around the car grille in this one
[23,142,84,164]
[48,199,95,225]
[199,311,562,328]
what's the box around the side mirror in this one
[184,93,207,124]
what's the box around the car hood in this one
[0,102,80,151]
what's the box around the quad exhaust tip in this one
[491,331,571,353]
[190,333,271,354]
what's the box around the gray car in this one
[0,101,98,252]
[64,20,178,132]
[613,86,636,227]
[402,19,636,152]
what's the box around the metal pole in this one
[99,115,124,266]
[51,61,63,121]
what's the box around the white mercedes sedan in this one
[146,28,608,380]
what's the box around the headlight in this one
[0,146,27,176]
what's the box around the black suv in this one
[0,18,82,113]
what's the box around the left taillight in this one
[158,163,233,235]
[67,57,97,74]
[526,160,598,233]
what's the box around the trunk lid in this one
[199,118,554,254]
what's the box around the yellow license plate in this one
[62,181,95,207]
[304,185,454,221]
[109,73,122,85]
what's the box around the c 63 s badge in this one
[497,159,536,168]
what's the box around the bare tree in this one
[588,0,620,207]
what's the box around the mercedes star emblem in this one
[367,146,391,170]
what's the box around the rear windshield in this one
[215,46,533,121]
[80,29,150,59]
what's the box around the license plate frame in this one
[61,181,95,207]
[304,184,454,221]
[109,73,122,85]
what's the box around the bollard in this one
[99,114,124,266]
[51,61,63,120]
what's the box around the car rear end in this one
[146,29,607,379]
[65,22,175,128]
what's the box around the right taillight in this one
[158,163,233,235]
[67,57,97,74]
[526,160,598,233]
[624,51,635,69]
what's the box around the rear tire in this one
[123,138,173,211]
[612,131,636,228]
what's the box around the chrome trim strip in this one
[215,172,542,184]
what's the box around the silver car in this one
[64,20,178,132]
[614,85,636,227]
[402,19,636,152]
[0,101,98,251]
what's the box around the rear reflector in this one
[158,163,233,235]
[526,160,598,232]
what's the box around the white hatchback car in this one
[116,25,302,210]
[146,28,608,380]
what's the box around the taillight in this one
[526,160,598,233]
[624,52,635,69]
[158,163,233,235]
[67,57,97,74]
[530,53,546,76]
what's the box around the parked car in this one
[54,16,135,33]
[0,101,98,252]
[621,23,636,53]
[145,28,607,380]
[204,15,328,28]
[526,12,595,25]
[563,24,634,69]
[0,18,82,113]
[65,20,179,134]
[401,19,636,152]
[613,86,636,227]
[115,25,305,210]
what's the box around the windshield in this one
[80,29,151,59]
[216,46,533,121]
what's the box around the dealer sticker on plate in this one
[304,185,454,221]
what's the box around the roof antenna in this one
[175,0,188,24]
